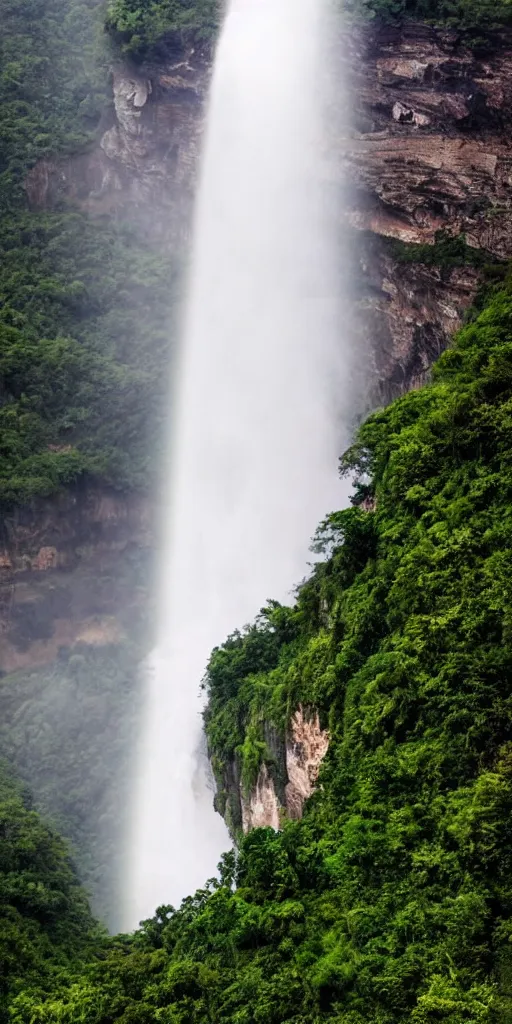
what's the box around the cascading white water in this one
[124,0,353,930]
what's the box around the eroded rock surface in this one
[285,709,330,820]
[242,764,281,833]
[24,52,209,243]
[0,487,153,673]
[238,709,329,834]
[346,24,512,253]
[341,23,512,398]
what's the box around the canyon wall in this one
[345,23,512,399]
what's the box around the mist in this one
[123,0,355,930]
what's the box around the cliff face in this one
[216,709,329,836]
[348,24,512,253]
[0,487,152,674]
[344,23,512,398]
[24,50,209,246]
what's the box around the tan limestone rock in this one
[285,708,329,820]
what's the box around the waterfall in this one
[124,0,353,930]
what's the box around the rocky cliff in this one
[345,22,512,398]
[0,486,152,673]
[24,50,209,246]
[213,709,330,835]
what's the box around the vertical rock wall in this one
[238,709,329,834]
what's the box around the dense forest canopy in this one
[0,760,100,1012]
[0,643,145,928]
[0,0,180,507]
[105,0,220,58]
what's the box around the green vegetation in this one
[384,231,512,325]
[105,0,220,60]
[0,761,99,1018]
[0,0,109,213]
[3,248,512,1024]
[0,0,180,507]
[0,643,144,929]
[0,211,178,503]
[344,0,512,35]
[387,231,495,271]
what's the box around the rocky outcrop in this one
[341,23,512,398]
[25,51,210,244]
[354,233,482,400]
[346,24,512,254]
[285,709,330,820]
[0,486,153,674]
[242,763,281,832]
[223,709,329,835]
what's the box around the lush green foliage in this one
[0,211,178,503]
[200,278,512,1022]
[4,251,512,1024]
[344,0,512,34]
[0,643,144,929]
[105,0,220,60]
[387,232,497,271]
[0,0,181,506]
[0,761,99,1018]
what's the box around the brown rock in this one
[285,708,329,820]
[241,763,281,833]
[31,546,58,571]
[0,487,153,673]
